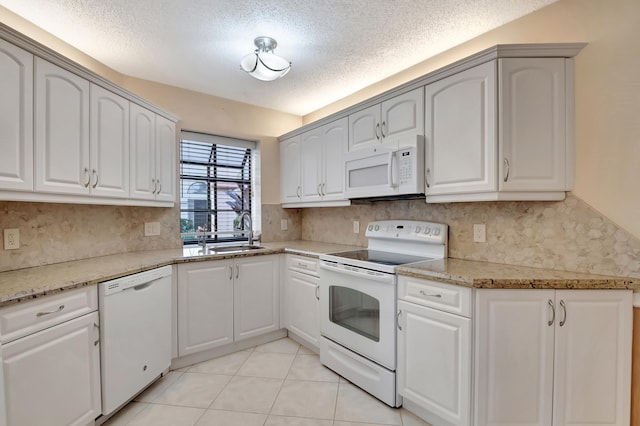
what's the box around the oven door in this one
[319,261,396,370]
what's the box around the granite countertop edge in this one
[1,242,639,307]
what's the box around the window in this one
[179,131,256,245]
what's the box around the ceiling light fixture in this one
[240,36,291,81]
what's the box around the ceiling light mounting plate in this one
[254,36,277,52]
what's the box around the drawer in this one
[398,275,472,318]
[0,285,98,343]
[287,254,319,276]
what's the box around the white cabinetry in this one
[280,135,301,203]
[0,286,101,426]
[177,255,279,357]
[284,255,320,351]
[397,276,472,426]
[475,289,632,426]
[425,57,574,202]
[0,39,33,192]
[34,58,90,195]
[349,88,424,152]
[130,103,176,203]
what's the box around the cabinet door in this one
[397,300,471,426]
[475,289,555,426]
[348,104,380,152]
[90,84,130,198]
[155,115,176,203]
[177,260,234,356]
[381,88,424,149]
[426,61,496,196]
[35,58,90,195]
[321,117,348,201]
[0,39,33,192]
[499,58,566,191]
[130,103,156,200]
[552,290,632,426]
[300,128,323,201]
[286,270,320,348]
[234,255,279,341]
[3,312,101,426]
[280,136,301,203]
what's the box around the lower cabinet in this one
[284,255,320,350]
[474,289,632,426]
[177,255,279,357]
[2,311,101,426]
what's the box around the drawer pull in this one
[36,305,65,317]
[297,263,308,268]
[419,290,442,298]
[94,322,100,346]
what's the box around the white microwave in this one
[344,136,425,199]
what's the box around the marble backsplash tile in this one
[0,201,182,272]
[297,194,640,279]
[260,204,302,242]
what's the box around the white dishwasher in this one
[99,265,172,415]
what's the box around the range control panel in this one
[365,220,448,244]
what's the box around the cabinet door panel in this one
[322,117,347,200]
[499,58,566,191]
[300,129,323,201]
[381,88,424,149]
[349,104,380,152]
[286,270,320,347]
[90,84,129,198]
[234,255,279,341]
[280,136,301,203]
[0,39,33,191]
[3,312,100,426]
[35,58,90,195]
[155,115,176,203]
[130,103,156,200]
[426,61,496,195]
[475,289,555,426]
[177,261,234,356]
[553,290,632,426]
[398,300,471,426]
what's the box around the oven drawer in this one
[287,254,319,276]
[398,276,472,318]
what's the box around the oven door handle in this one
[319,263,394,283]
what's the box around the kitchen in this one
[0,0,640,425]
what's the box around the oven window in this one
[329,286,380,342]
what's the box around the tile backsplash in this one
[267,194,640,279]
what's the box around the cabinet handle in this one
[381,121,386,138]
[375,123,381,140]
[559,300,567,327]
[297,262,308,268]
[296,186,301,198]
[317,184,322,197]
[503,158,510,182]
[83,168,91,187]
[92,169,99,188]
[419,290,441,298]
[36,304,65,317]
[152,179,158,194]
[315,284,320,301]
[425,168,430,189]
[229,265,233,280]
[397,310,402,330]
[388,151,395,188]
[548,299,555,326]
[156,180,162,194]
[321,183,326,196]
[235,264,239,279]
[94,322,100,346]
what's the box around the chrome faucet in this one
[238,211,253,246]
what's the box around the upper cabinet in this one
[348,88,424,152]
[425,57,574,202]
[0,39,33,192]
[280,135,301,203]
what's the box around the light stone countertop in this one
[396,258,640,290]
[0,241,360,307]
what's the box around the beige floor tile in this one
[102,402,149,425]
[265,415,333,426]
[210,375,283,414]
[188,350,252,375]
[254,337,300,354]
[126,404,205,426]
[236,351,295,379]
[287,354,339,382]
[152,372,232,408]
[334,422,397,426]
[270,380,338,420]
[134,371,184,402]
[195,409,267,426]
[297,344,317,355]
[334,383,402,425]
[400,408,434,426]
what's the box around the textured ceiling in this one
[0,0,558,116]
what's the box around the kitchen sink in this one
[206,245,265,253]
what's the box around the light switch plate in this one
[353,221,360,234]
[4,228,19,250]
[280,219,288,231]
[473,224,486,243]
[144,222,160,236]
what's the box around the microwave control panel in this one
[398,148,414,185]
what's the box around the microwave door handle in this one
[388,151,396,188]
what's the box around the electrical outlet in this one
[144,222,160,236]
[280,219,288,231]
[473,224,486,243]
[4,228,20,250]
[353,221,360,234]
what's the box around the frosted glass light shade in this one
[240,37,291,81]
